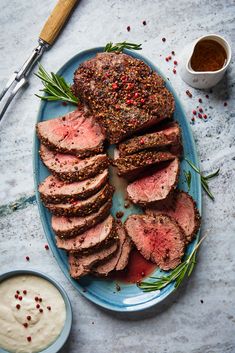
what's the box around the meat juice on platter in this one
[111,249,157,284]
[36,51,201,288]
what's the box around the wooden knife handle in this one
[39,0,78,45]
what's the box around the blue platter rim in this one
[33,47,202,312]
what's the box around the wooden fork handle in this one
[39,0,78,45]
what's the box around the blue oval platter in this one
[33,47,201,312]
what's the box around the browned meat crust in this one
[69,240,119,279]
[44,184,114,217]
[118,122,182,157]
[73,52,175,143]
[113,151,175,179]
[39,170,108,204]
[40,145,109,182]
[52,198,112,238]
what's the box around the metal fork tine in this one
[0,72,18,101]
[0,78,27,122]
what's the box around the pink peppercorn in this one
[198,113,202,119]
[26,256,30,261]
[224,102,227,106]
[127,26,131,32]
[203,114,207,119]
[162,37,166,42]
[173,68,177,74]
[174,60,178,65]
[142,20,147,25]
[198,98,202,103]
[205,94,209,99]
[27,336,32,342]
[193,110,197,115]
[199,107,203,113]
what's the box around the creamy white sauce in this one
[0,275,66,353]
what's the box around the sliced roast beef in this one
[40,145,109,182]
[93,224,132,276]
[56,215,115,251]
[146,190,201,243]
[115,225,132,271]
[113,151,175,180]
[39,169,108,204]
[127,158,180,206]
[52,199,112,238]
[118,121,182,157]
[125,214,185,270]
[45,184,114,217]
[69,240,119,279]
[72,52,175,143]
[37,107,105,157]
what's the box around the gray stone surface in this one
[0,0,234,352]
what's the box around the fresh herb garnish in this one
[139,234,207,292]
[184,170,192,191]
[35,64,78,105]
[185,158,220,200]
[104,41,142,53]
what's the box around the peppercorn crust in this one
[40,145,110,182]
[72,52,175,143]
[44,183,114,217]
[113,150,175,179]
[52,198,113,238]
[118,121,182,157]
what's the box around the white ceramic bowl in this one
[179,34,231,89]
[0,269,72,353]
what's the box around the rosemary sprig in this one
[139,234,207,292]
[185,158,220,200]
[184,170,192,191]
[104,41,142,52]
[35,64,78,105]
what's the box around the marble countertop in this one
[0,0,234,352]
